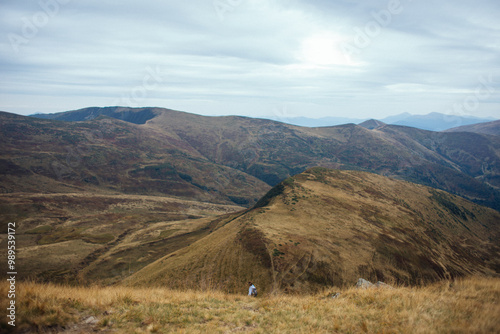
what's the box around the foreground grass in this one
[1,277,499,333]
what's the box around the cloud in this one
[0,0,498,119]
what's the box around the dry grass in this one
[1,277,498,333]
[127,170,500,293]
[0,192,243,284]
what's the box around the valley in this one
[1,107,499,332]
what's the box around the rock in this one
[356,278,374,289]
[84,316,98,325]
[356,278,393,289]
[375,281,393,289]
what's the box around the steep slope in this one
[446,119,500,136]
[126,168,500,293]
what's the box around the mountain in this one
[1,110,269,206]
[125,168,500,293]
[2,106,499,211]
[380,112,413,124]
[2,107,500,289]
[260,112,495,131]
[31,106,158,124]
[446,120,500,136]
[266,116,365,127]
[389,112,496,132]
[358,119,386,130]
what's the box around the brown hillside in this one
[0,192,242,283]
[0,111,269,206]
[446,119,500,136]
[2,106,499,209]
[126,168,500,294]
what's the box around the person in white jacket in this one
[248,282,257,297]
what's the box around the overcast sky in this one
[1,0,499,120]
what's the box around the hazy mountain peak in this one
[358,119,386,130]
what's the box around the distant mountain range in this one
[265,112,497,132]
[1,106,498,210]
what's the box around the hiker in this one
[248,282,257,297]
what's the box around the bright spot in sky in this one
[299,32,356,67]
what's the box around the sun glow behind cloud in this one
[298,32,361,68]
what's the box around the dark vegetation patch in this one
[130,163,178,180]
[228,196,250,206]
[247,164,289,186]
[430,190,469,221]
[0,159,32,176]
[253,183,285,209]
[272,248,285,257]
[178,173,192,182]
[357,264,386,283]
[306,260,335,286]
[81,233,115,244]
[374,232,448,284]
[237,228,271,268]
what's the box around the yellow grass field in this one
[1,277,499,333]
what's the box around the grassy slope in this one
[127,168,500,294]
[2,277,499,333]
[0,192,243,283]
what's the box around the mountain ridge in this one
[125,168,500,293]
[31,107,497,131]
[2,107,499,210]
[446,119,500,136]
